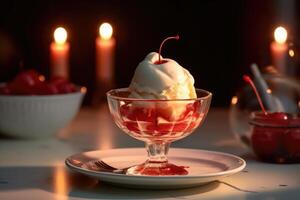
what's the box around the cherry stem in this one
[158,35,180,63]
[243,75,268,115]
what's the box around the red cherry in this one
[26,69,41,79]
[13,70,41,86]
[9,82,34,95]
[68,83,77,92]
[2,69,78,95]
[154,35,180,65]
[36,83,59,95]
[45,83,59,94]
[283,129,300,157]
[50,76,76,94]
[154,60,168,65]
[10,70,44,95]
[56,83,77,94]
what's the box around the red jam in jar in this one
[250,112,300,163]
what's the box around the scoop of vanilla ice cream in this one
[129,52,196,100]
[128,52,197,121]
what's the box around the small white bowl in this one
[0,88,86,139]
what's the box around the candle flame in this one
[54,27,67,45]
[274,26,287,44]
[99,23,113,40]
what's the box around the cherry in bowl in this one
[0,69,78,95]
[0,69,86,139]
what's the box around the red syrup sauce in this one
[119,101,201,137]
[132,163,189,176]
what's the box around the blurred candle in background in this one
[50,27,70,79]
[95,22,115,88]
[270,26,288,74]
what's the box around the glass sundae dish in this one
[107,36,212,175]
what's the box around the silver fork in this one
[94,160,131,174]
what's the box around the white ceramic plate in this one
[65,148,246,189]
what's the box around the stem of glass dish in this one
[145,141,170,163]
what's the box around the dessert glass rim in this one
[106,88,212,102]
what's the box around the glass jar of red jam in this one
[250,112,300,163]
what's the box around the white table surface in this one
[0,104,300,200]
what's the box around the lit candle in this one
[270,26,288,74]
[50,27,70,79]
[95,22,116,87]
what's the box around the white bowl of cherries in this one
[0,69,86,139]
